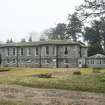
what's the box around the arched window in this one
[64,47,68,55]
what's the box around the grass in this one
[0,100,30,105]
[0,67,105,93]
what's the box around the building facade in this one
[0,40,87,68]
[86,54,105,68]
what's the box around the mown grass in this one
[0,100,30,105]
[0,67,105,93]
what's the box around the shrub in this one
[38,73,52,78]
[100,76,105,82]
[0,68,11,72]
[92,68,101,73]
[73,71,81,75]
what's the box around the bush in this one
[73,71,81,75]
[0,68,11,72]
[38,73,52,78]
[92,68,101,73]
[100,76,105,82]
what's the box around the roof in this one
[0,40,87,48]
[88,54,105,58]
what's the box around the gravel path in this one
[0,85,105,105]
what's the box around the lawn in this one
[0,67,105,93]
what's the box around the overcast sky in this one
[0,0,83,42]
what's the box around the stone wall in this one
[0,44,87,68]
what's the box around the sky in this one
[0,0,83,42]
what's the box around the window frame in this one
[20,48,24,56]
[46,46,49,55]
[64,47,68,55]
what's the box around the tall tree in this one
[43,23,67,40]
[77,0,105,20]
[21,38,26,42]
[28,36,32,42]
[44,28,57,40]
[39,35,46,41]
[54,23,67,40]
[83,20,104,56]
[100,17,105,50]
[66,12,82,41]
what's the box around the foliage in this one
[44,23,67,40]
[38,73,52,78]
[28,36,32,42]
[67,12,82,41]
[21,38,26,42]
[77,0,105,20]
[83,20,104,56]
[73,71,81,75]
[92,69,101,73]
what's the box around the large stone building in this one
[0,40,87,68]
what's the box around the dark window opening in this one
[36,47,38,55]
[28,48,31,55]
[13,48,16,55]
[7,59,10,63]
[64,47,68,55]
[7,48,9,56]
[21,48,24,56]
[46,46,49,55]
[13,59,16,63]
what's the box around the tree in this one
[54,23,67,40]
[39,35,46,41]
[10,38,13,43]
[66,12,82,41]
[6,39,10,43]
[44,23,67,40]
[77,0,105,20]
[28,36,32,42]
[100,17,105,50]
[43,28,57,40]
[21,38,26,42]
[83,20,104,56]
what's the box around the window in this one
[52,47,55,55]
[26,59,31,63]
[35,47,38,56]
[91,59,94,64]
[13,59,16,63]
[103,59,105,64]
[64,59,68,63]
[87,60,89,64]
[99,59,101,64]
[45,59,50,64]
[7,48,9,56]
[20,48,24,56]
[7,59,10,63]
[27,48,31,56]
[46,46,49,55]
[13,48,16,55]
[35,59,39,64]
[97,59,101,64]
[64,47,68,55]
